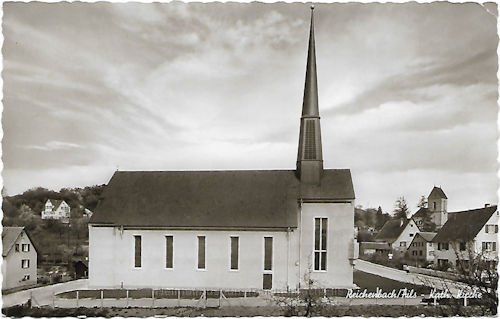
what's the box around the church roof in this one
[433,205,497,243]
[90,169,354,229]
[428,186,447,199]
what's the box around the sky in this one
[3,2,498,214]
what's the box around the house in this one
[407,232,437,266]
[2,227,38,291]
[359,242,391,257]
[41,199,71,223]
[83,208,93,219]
[412,186,448,229]
[432,205,498,270]
[73,260,89,279]
[88,8,356,291]
[375,218,419,252]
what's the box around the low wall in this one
[407,266,459,281]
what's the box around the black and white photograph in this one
[1,1,498,317]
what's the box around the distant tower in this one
[296,6,323,185]
[428,186,448,228]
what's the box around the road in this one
[354,259,466,294]
[2,279,88,308]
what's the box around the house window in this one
[22,274,30,281]
[482,242,497,252]
[486,225,499,234]
[21,259,30,269]
[166,236,174,269]
[438,242,449,250]
[134,235,141,268]
[230,236,239,270]
[433,202,436,210]
[22,244,30,252]
[264,237,273,271]
[314,217,327,271]
[409,233,414,237]
[459,242,466,251]
[197,236,205,270]
[419,250,423,256]
[15,244,19,252]
[400,241,407,248]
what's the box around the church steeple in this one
[296,6,323,184]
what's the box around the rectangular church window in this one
[314,217,327,271]
[198,236,206,270]
[134,236,141,268]
[166,236,174,269]
[230,236,239,270]
[264,237,273,271]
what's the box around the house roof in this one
[413,207,431,218]
[47,199,64,211]
[417,232,437,242]
[428,186,447,199]
[90,169,355,229]
[433,205,497,242]
[2,227,38,257]
[360,242,391,250]
[375,218,411,243]
[2,227,24,257]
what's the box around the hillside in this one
[2,185,106,264]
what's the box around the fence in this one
[52,288,267,308]
[21,286,432,309]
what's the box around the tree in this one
[419,209,436,232]
[420,243,498,316]
[375,206,390,230]
[452,243,498,314]
[393,196,410,219]
[274,261,333,316]
[17,204,40,232]
[417,195,427,208]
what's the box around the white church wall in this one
[89,226,292,290]
[298,202,355,289]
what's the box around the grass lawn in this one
[354,270,431,294]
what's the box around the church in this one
[89,8,356,291]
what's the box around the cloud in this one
[22,141,84,151]
[2,3,497,213]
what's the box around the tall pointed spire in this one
[302,5,319,117]
[296,6,323,184]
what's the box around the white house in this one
[433,205,498,269]
[2,227,38,291]
[407,232,437,266]
[375,218,420,253]
[83,208,93,219]
[89,9,356,291]
[41,199,71,223]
